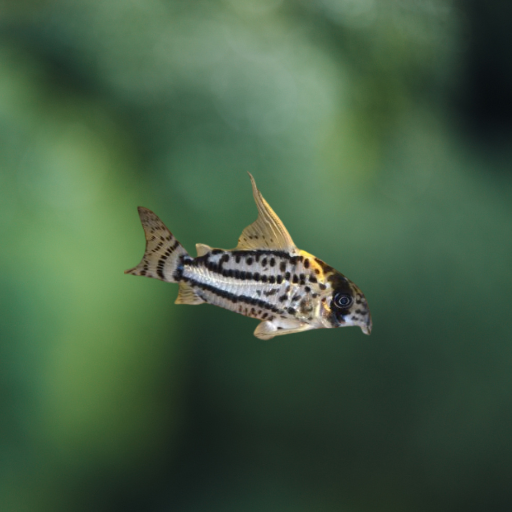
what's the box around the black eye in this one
[334,293,352,309]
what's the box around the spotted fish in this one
[125,173,371,339]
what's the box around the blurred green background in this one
[1,1,512,511]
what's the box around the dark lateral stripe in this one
[182,276,282,314]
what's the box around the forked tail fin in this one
[125,207,188,283]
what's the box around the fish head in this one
[323,272,372,335]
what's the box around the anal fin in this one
[175,282,205,305]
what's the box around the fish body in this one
[125,174,371,339]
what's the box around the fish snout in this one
[359,305,372,335]
[360,315,372,335]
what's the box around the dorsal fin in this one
[236,173,297,252]
[196,243,212,257]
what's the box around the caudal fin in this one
[125,207,188,283]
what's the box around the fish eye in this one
[333,293,352,309]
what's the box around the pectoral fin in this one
[175,282,205,305]
[254,319,314,340]
[236,173,297,253]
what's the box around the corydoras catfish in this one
[125,173,372,339]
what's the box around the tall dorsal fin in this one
[236,173,297,252]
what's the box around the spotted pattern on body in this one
[125,173,372,339]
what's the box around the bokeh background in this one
[1,1,512,511]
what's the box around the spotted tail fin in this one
[124,207,188,283]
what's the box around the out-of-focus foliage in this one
[1,1,511,511]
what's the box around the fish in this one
[125,173,371,339]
